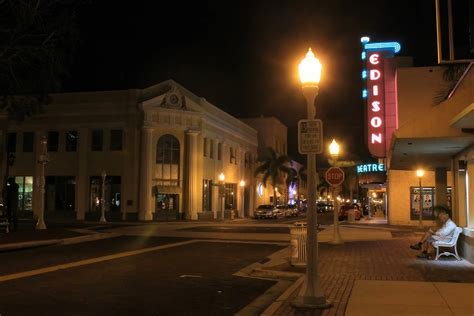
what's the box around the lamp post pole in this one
[3,152,16,233]
[100,170,107,223]
[239,180,245,218]
[219,173,225,221]
[293,48,330,309]
[329,139,343,245]
[36,136,48,230]
[416,169,424,228]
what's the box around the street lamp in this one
[239,180,246,218]
[328,139,343,245]
[416,169,424,228]
[293,48,330,309]
[219,172,225,221]
[100,170,107,223]
[36,136,48,230]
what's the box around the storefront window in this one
[15,176,33,211]
[202,179,212,212]
[224,183,236,210]
[410,187,452,220]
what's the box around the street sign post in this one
[325,167,345,186]
[298,119,323,154]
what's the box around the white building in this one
[0,80,258,222]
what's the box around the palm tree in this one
[254,147,294,206]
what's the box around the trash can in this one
[290,222,307,267]
[347,210,356,223]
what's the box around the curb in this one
[0,232,122,252]
[0,239,63,251]
[261,275,304,316]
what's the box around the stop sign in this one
[325,167,345,186]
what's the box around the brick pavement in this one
[273,234,474,316]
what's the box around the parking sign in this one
[298,119,323,154]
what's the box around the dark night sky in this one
[64,1,439,165]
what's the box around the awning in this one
[389,136,474,170]
[451,103,474,129]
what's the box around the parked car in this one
[277,204,299,217]
[338,203,362,221]
[254,204,274,219]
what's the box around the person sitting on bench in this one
[410,211,457,259]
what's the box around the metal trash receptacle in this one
[290,222,307,267]
[347,210,356,223]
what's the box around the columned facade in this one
[185,130,199,220]
[0,80,258,223]
[139,127,154,220]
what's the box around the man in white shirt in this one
[410,211,457,259]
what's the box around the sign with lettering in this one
[298,119,323,154]
[325,167,345,186]
[356,163,385,173]
[361,37,401,158]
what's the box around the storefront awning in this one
[451,103,474,130]
[389,136,474,170]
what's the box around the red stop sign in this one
[325,167,345,186]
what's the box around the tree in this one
[0,0,82,222]
[0,0,82,120]
[254,147,293,206]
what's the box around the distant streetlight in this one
[328,139,343,245]
[239,180,246,218]
[219,173,225,221]
[416,169,425,228]
[36,136,48,230]
[293,48,330,310]
[100,170,107,223]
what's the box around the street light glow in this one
[218,172,225,182]
[298,48,322,86]
[329,139,340,157]
[416,169,424,178]
[239,180,245,187]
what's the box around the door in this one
[155,193,179,220]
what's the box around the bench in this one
[432,227,463,260]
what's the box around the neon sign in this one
[357,163,385,173]
[361,37,401,158]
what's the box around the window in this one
[229,147,234,163]
[156,135,180,186]
[202,179,212,212]
[210,139,214,158]
[110,129,123,151]
[410,186,452,220]
[47,131,59,152]
[203,137,208,157]
[224,183,236,210]
[65,131,78,152]
[7,133,16,152]
[15,176,33,211]
[23,132,34,152]
[91,129,103,151]
[218,142,222,160]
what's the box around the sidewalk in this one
[261,227,474,316]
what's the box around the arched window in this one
[156,135,180,186]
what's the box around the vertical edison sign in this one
[361,37,401,158]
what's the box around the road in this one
[0,212,334,315]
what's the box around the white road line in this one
[0,240,197,283]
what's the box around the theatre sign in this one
[361,37,401,158]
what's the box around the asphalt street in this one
[0,236,285,316]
